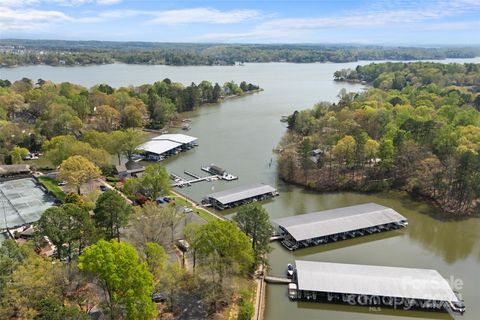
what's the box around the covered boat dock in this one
[289,260,465,313]
[137,134,198,161]
[272,203,407,250]
[203,183,278,210]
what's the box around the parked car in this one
[151,293,166,303]
[99,185,108,191]
[163,196,171,203]
[156,198,165,204]
[177,239,190,252]
[183,207,193,213]
[57,181,67,186]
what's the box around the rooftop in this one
[0,164,30,176]
[295,260,458,302]
[151,134,197,144]
[206,183,277,205]
[137,140,181,155]
[0,178,55,229]
[273,203,406,241]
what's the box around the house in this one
[115,160,145,179]
[0,164,31,179]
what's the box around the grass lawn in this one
[38,176,66,202]
[168,192,220,223]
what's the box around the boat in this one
[201,164,238,181]
[286,263,294,277]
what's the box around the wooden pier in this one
[184,170,201,179]
[171,175,218,187]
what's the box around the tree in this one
[93,190,132,241]
[332,135,357,168]
[9,146,29,164]
[37,204,96,261]
[43,135,110,167]
[233,203,273,267]
[364,138,380,163]
[379,139,395,170]
[95,105,120,131]
[144,242,167,284]
[160,263,186,312]
[183,222,202,274]
[121,105,144,128]
[0,245,68,320]
[58,155,101,194]
[127,202,174,248]
[119,128,146,161]
[126,163,170,200]
[196,220,254,285]
[0,240,26,289]
[78,240,156,320]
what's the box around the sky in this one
[1,0,480,45]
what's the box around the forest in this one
[1,40,480,67]
[278,62,480,215]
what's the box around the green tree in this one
[379,139,395,170]
[332,135,357,168]
[36,203,96,261]
[0,245,67,320]
[233,203,273,267]
[119,128,146,161]
[196,220,254,285]
[78,240,156,320]
[0,240,26,289]
[144,242,167,284]
[126,163,170,200]
[93,190,132,241]
[9,146,29,164]
[95,105,120,132]
[57,155,102,194]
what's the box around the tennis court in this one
[0,178,55,229]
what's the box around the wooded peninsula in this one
[1,40,479,67]
[278,62,480,216]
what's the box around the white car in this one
[183,208,193,213]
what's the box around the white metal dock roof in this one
[273,203,406,241]
[137,140,181,155]
[206,183,277,205]
[151,134,197,144]
[295,260,458,302]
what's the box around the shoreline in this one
[3,56,480,69]
[278,176,480,218]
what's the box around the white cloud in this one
[0,6,72,30]
[96,0,121,4]
[148,8,262,25]
[199,0,480,42]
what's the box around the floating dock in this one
[201,164,238,181]
[203,183,279,210]
[288,260,465,314]
[272,203,408,250]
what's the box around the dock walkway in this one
[264,275,291,284]
[171,175,218,187]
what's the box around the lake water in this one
[2,58,480,320]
